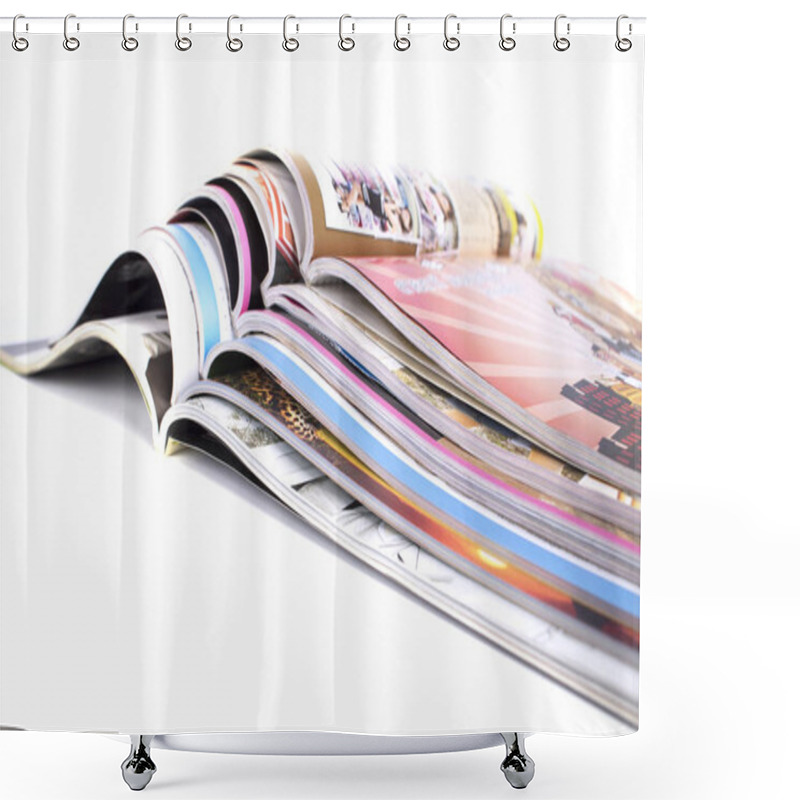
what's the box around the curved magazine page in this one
[180,368,638,661]
[0,228,210,438]
[291,155,543,263]
[236,308,639,581]
[477,183,543,261]
[224,162,293,292]
[0,311,170,439]
[239,148,314,269]
[304,256,642,494]
[146,147,545,303]
[136,227,217,403]
[205,174,272,313]
[257,285,641,536]
[175,187,243,316]
[158,223,234,367]
[160,393,637,728]
[202,338,640,639]
[234,154,304,283]
[241,150,543,275]
[244,150,418,270]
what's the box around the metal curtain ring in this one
[553,14,570,51]
[443,14,460,51]
[12,14,29,51]
[122,14,138,51]
[283,15,299,52]
[338,15,355,51]
[499,14,515,51]
[394,14,410,51]
[175,14,192,51]
[63,13,80,51]
[227,15,243,51]
[616,14,632,51]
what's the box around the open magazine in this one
[1,149,641,727]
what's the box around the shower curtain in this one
[0,16,644,738]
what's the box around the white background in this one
[1,2,799,800]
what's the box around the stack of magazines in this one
[1,149,642,727]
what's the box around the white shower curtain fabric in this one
[0,27,644,736]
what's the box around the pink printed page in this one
[341,255,642,472]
